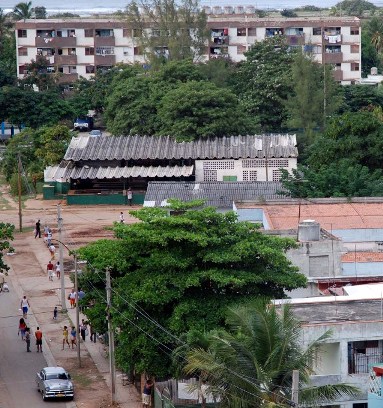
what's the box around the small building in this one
[44,134,297,205]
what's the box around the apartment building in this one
[15,14,361,85]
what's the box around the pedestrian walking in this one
[78,288,85,311]
[127,187,133,206]
[49,244,56,260]
[35,326,43,352]
[89,323,97,343]
[120,211,125,223]
[55,261,61,279]
[35,219,41,239]
[47,229,52,246]
[25,328,31,352]
[43,225,49,243]
[62,326,70,350]
[53,306,58,320]
[142,380,154,408]
[47,260,54,281]
[80,319,88,342]
[20,295,30,319]
[70,326,77,349]
[18,317,26,340]
[68,289,76,308]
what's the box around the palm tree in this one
[13,2,33,21]
[182,301,359,408]
[372,31,383,53]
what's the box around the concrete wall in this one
[342,262,383,277]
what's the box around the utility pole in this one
[74,252,81,368]
[106,268,116,403]
[57,205,67,313]
[291,370,299,407]
[17,154,22,232]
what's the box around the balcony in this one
[286,34,305,46]
[324,52,343,64]
[57,73,78,84]
[94,36,115,47]
[332,69,343,81]
[323,34,342,45]
[55,55,77,65]
[35,36,76,48]
[211,29,229,46]
[95,54,116,65]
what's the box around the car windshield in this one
[46,373,68,380]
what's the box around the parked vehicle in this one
[89,129,102,136]
[36,367,74,401]
[74,116,93,131]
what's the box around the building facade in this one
[15,15,361,85]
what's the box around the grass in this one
[71,372,93,388]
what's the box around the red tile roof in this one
[238,202,383,230]
[342,252,383,263]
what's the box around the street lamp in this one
[51,238,81,368]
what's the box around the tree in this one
[362,18,383,77]
[330,0,376,16]
[158,81,258,140]
[280,9,298,17]
[183,301,359,407]
[0,223,14,274]
[339,85,383,113]
[35,125,73,167]
[12,1,33,21]
[125,0,208,66]
[32,6,46,19]
[77,204,307,376]
[21,56,59,91]
[234,36,294,132]
[285,52,341,138]
[0,8,16,86]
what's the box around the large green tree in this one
[183,301,359,408]
[285,52,341,138]
[158,81,257,140]
[361,17,383,77]
[330,0,376,16]
[12,1,33,20]
[77,204,306,376]
[125,0,208,66]
[234,36,294,132]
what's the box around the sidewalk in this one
[6,228,142,408]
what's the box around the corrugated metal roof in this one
[144,181,287,209]
[44,163,194,181]
[64,134,297,161]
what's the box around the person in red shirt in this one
[35,327,43,352]
[47,261,54,281]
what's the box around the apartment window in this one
[95,47,114,55]
[18,29,27,38]
[19,65,26,74]
[350,27,360,35]
[134,46,143,55]
[95,29,114,37]
[237,45,246,54]
[351,62,360,71]
[348,341,381,374]
[237,27,246,36]
[334,63,341,70]
[325,45,341,53]
[223,176,237,181]
[123,28,131,37]
[84,29,93,37]
[266,28,284,37]
[248,27,257,36]
[243,170,257,181]
[312,27,322,35]
[203,170,217,182]
[351,44,359,53]
[86,65,95,74]
[133,28,142,37]
[151,28,160,37]
[57,29,75,37]
[18,47,28,56]
[85,47,94,55]
[272,169,282,181]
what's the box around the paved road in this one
[0,279,68,407]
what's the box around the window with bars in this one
[248,27,257,36]
[237,45,246,54]
[243,170,257,181]
[96,47,114,55]
[351,44,359,53]
[84,29,93,37]
[348,341,381,374]
[350,27,360,35]
[18,29,27,38]
[203,170,217,181]
[242,159,289,168]
[85,47,94,55]
[203,161,235,170]
[123,29,131,37]
[272,170,282,181]
[18,47,28,56]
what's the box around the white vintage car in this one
[36,367,74,401]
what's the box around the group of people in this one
[19,296,42,352]
[47,260,61,281]
[67,288,86,309]
[35,220,56,260]
[62,319,97,350]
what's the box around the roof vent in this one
[371,67,378,75]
